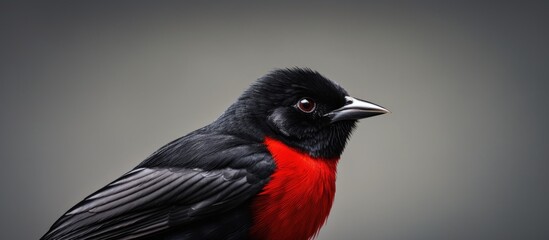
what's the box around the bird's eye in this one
[296,97,316,113]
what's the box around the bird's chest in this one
[250,137,338,240]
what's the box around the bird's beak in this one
[325,96,390,123]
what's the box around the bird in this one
[41,68,389,240]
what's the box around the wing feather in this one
[42,166,269,240]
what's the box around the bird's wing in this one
[41,160,271,240]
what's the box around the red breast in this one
[250,137,339,240]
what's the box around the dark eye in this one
[296,97,316,113]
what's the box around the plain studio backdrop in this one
[1,1,548,239]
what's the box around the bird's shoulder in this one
[140,129,273,171]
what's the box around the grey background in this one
[2,1,548,239]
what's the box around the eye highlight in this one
[296,97,316,113]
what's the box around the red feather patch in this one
[250,137,339,240]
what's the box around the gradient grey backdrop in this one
[2,1,548,239]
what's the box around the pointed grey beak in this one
[325,96,389,123]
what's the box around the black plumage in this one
[43,133,273,239]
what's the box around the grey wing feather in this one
[42,167,267,240]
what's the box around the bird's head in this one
[216,68,389,159]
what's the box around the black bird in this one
[42,68,389,240]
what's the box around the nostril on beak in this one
[344,96,353,105]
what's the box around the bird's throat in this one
[250,137,338,240]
